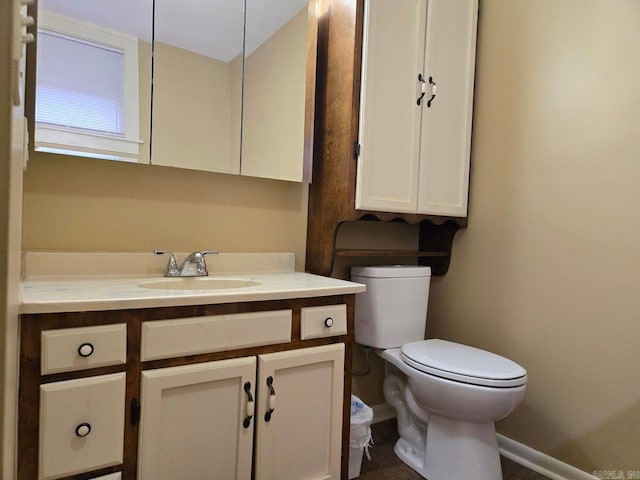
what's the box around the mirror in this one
[152,0,314,181]
[241,0,313,182]
[33,0,153,163]
[31,0,315,182]
[151,0,244,174]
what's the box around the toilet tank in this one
[351,266,431,349]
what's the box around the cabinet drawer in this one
[300,304,347,340]
[39,373,126,480]
[41,324,127,375]
[141,310,292,361]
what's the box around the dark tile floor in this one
[356,420,550,480]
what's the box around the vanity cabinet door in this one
[254,344,345,480]
[356,0,478,217]
[137,357,256,480]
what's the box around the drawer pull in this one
[77,342,94,358]
[264,376,276,422]
[324,317,334,328]
[243,382,254,428]
[75,422,92,438]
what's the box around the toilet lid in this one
[401,339,527,388]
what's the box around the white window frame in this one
[35,10,142,160]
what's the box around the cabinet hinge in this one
[353,142,361,159]
[130,398,141,426]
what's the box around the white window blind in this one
[36,30,126,135]
[34,11,142,161]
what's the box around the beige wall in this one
[23,155,309,271]
[427,0,640,473]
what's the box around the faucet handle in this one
[154,250,180,277]
[193,250,219,276]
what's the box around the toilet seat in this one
[401,339,527,388]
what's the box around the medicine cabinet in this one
[28,0,316,182]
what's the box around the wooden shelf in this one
[332,244,454,276]
[335,249,449,258]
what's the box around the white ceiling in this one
[40,0,308,62]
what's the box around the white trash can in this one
[348,395,373,479]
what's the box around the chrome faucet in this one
[154,250,219,277]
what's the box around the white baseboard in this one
[497,434,598,480]
[370,403,597,480]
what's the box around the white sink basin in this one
[138,277,262,290]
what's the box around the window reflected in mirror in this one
[34,0,152,163]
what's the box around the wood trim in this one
[307,0,359,276]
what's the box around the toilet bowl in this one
[351,266,527,480]
[380,342,526,479]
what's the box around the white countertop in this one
[21,272,365,314]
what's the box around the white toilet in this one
[351,265,527,480]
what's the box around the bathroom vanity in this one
[18,253,365,480]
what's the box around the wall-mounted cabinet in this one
[27,0,316,182]
[356,0,477,216]
[306,0,478,276]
